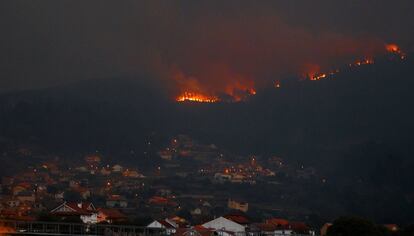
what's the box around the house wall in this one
[228,199,248,212]
[202,217,245,232]
[148,221,165,228]
[80,213,98,224]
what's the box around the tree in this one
[64,190,82,202]
[399,225,414,236]
[327,216,384,236]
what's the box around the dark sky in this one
[1,0,413,94]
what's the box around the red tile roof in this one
[289,221,309,232]
[98,208,126,220]
[266,218,290,227]
[253,223,278,232]
[149,196,177,206]
[174,228,213,236]
[159,220,177,228]
[51,202,96,216]
[224,213,250,225]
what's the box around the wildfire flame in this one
[386,44,400,53]
[308,58,375,81]
[173,68,257,103]
[176,44,406,102]
[176,88,256,103]
[306,44,405,82]
[176,92,219,103]
[274,81,281,88]
[225,84,256,102]
[386,44,406,59]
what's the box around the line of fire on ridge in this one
[176,44,406,103]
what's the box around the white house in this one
[50,202,98,224]
[112,164,124,172]
[147,219,178,235]
[202,216,245,233]
[274,229,293,235]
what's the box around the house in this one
[191,208,202,215]
[250,223,278,235]
[32,202,46,212]
[123,169,144,178]
[73,187,91,200]
[100,167,111,176]
[6,199,20,208]
[259,220,309,235]
[214,173,232,183]
[230,174,245,183]
[2,176,14,186]
[227,199,248,212]
[265,218,290,227]
[289,222,310,234]
[158,150,173,160]
[202,216,246,233]
[112,164,124,172]
[149,196,177,207]
[223,213,250,226]
[320,223,332,236]
[148,218,178,235]
[35,184,48,193]
[50,202,97,224]
[152,186,172,197]
[85,155,101,165]
[69,180,80,188]
[97,208,127,224]
[252,223,292,236]
[106,195,128,208]
[174,226,215,236]
[75,166,88,172]
[12,183,31,196]
[54,192,65,201]
[274,227,293,235]
[383,224,399,232]
[202,201,212,208]
[0,209,20,219]
[16,191,36,203]
[169,216,189,228]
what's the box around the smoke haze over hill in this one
[1,1,413,96]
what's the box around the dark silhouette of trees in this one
[327,216,384,236]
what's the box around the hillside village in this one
[0,135,340,235]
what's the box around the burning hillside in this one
[174,43,406,103]
[306,44,406,81]
[175,87,256,103]
[174,68,257,103]
[176,92,218,103]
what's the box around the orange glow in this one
[353,58,374,67]
[310,73,327,81]
[176,92,219,103]
[173,69,256,103]
[274,81,281,88]
[176,83,256,103]
[304,44,406,83]
[224,81,257,102]
[308,57,375,81]
[386,44,400,53]
[386,43,406,59]
[0,226,15,234]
